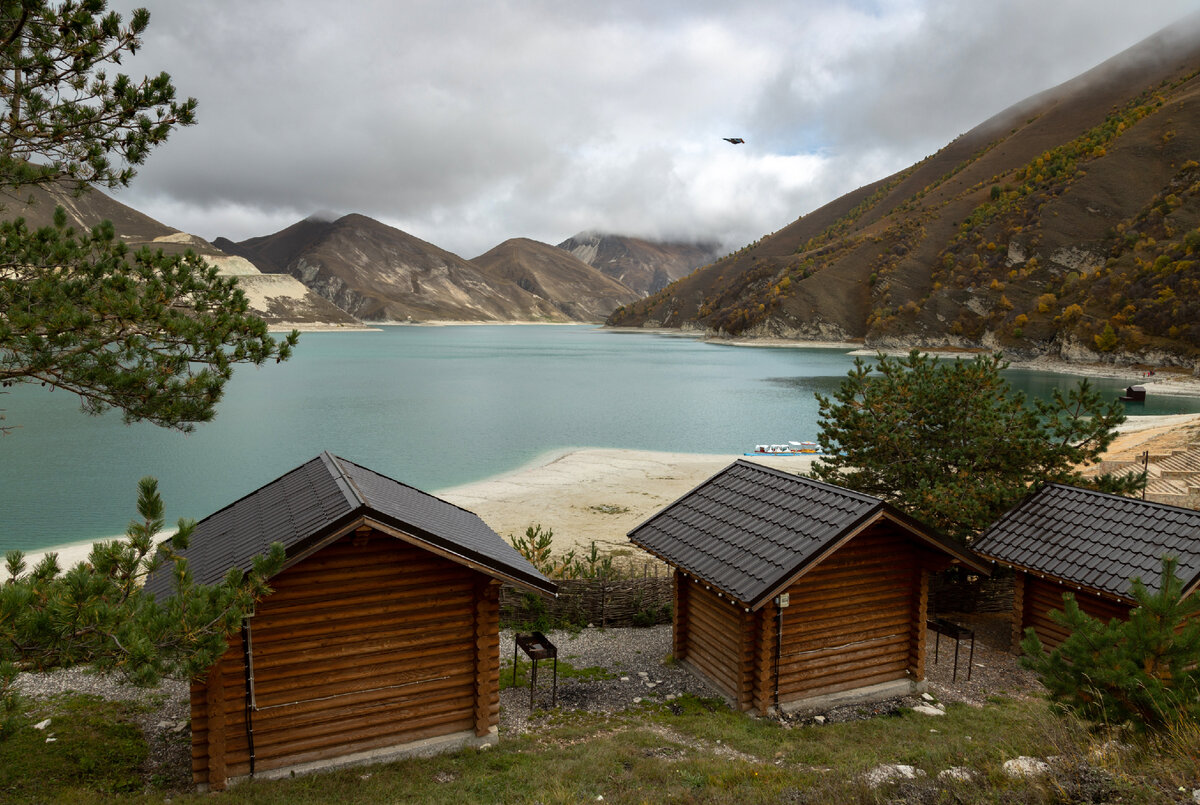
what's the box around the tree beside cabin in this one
[973,483,1200,651]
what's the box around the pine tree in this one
[1021,557,1200,732]
[0,478,284,738]
[0,3,291,737]
[812,350,1142,542]
[1,1,297,433]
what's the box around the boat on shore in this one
[744,441,822,456]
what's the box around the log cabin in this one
[142,452,556,791]
[627,460,988,715]
[972,483,1200,652]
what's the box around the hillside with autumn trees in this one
[608,17,1200,366]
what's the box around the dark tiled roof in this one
[627,459,982,610]
[143,452,555,599]
[973,483,1200,600]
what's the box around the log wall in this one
[670,524,947,715]
[1019,573,1131,650]
[191,529,499,790]
[772,525,920,705]
[676,578,755,704]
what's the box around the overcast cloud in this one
[105,0,1200,258]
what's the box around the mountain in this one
[0,182,361,329]
[608,17,1200,367]
[216,215,571,323]
[557,232,719,296]
[470,238,640,322]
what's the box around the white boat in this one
[744,441,822,456]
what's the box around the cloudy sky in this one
[106,0,1199,258]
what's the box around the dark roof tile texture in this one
[628,460,885,608]
[144,452,554,599]
[973,484,1200,599]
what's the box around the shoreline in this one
[608,326,1200,397]
[266,322,1200,398]
[12,411,1197,578]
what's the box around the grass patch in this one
[0,692,1192,802]
[588,504,630,515]
[0,694,149,800]
[501,657,617,690]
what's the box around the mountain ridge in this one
[1,183,363,329]
[470,237,640,322]
[217,214,574,323]
[557,232,720,296]
[608,15,1200,369]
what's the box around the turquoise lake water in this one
[2,324,1197,553]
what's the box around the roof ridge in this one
[321,452,366,508]
[732,458,883,504]
[1042,481,1200,519]
[328,454,489,520]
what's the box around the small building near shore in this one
[627,460,988,715]
[972,483,1200,652]
[143,452,556,791]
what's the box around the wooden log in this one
[475,580,499,737]
[251,658,476,710]
[248,692,477,756]
[1011,571,1026,653]
[205,661,228,791]
[908,568,928,679]
[784,622,909,656]
[246,713,478,775]
[260,573,475,616]
[780,664,910,702]
[673,571,688,661]
[752,604,774,715]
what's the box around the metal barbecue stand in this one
[926,618,975,682]
[514,632,557,709]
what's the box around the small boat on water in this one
[744,441,822,456]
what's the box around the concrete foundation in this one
[778,678,926,716]
[221,727,499,788]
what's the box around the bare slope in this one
[1,183,360,328]
[470,238,639,322]
[609,16,1200,366]
[218,214,570,323]
[558,232,719,296]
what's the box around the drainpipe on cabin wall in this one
[773,594,787,711]
[241,621,257,778]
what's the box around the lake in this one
[2,325,1196,553]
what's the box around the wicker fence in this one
[930,567,1015,615]
[501,565,1014,629]
[500,571,673,628]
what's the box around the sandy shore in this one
[442,412,1200,558]
[10,412,1198,580]
[438,450,821,560]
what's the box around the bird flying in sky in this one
[723,137,745,144]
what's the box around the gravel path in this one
[500,614,1042,734]
[13,614,1041,790]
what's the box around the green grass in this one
[0,691,1191,803]
[501,656,618,690]
[0,694,149,801]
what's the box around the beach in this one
[11,411,1198,579]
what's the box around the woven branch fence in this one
[930,568,1015,615]
[500,572,673,628]
[501,566,1014,629]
